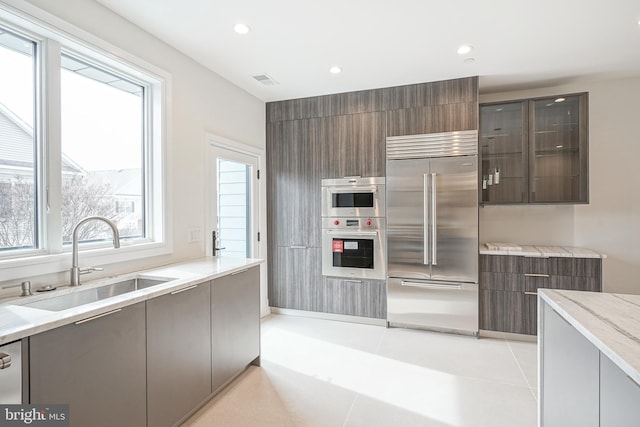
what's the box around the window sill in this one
[0,241,172,283]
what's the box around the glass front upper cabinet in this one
[480,93,588,204]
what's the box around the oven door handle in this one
[328,186,377,194]
[326,230,378,237]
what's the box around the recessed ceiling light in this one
[555,97,566,103]
[457,45,473,55]
[329,66,342,74]
[233,23,250,34]
[464,57,475,64]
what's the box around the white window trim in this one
[0,0,173,282]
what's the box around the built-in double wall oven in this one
[321,177,386,280]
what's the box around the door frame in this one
[204,132,269,317]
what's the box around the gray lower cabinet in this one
[211,266,260,392]
[271,246,322,311]
[322,277,386,319]
[540,302,599,427]
[479,254,602,335]
[600,352,640,426]
[146,281,212,427]
[29,303,146,427]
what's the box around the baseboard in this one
[269,307,387,326]
[480,329,537,342]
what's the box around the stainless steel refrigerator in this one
[386,130,479,335]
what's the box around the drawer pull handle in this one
[343,280,363,284]
[75,308,122,325]
[290,246,307,249]
[171,284,198,295]
[524,291,538,296]
[231,269,249,276]
[0,352,11,369]
[524,273,550,278]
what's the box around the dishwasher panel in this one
[0,340,22,404]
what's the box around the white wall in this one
[0,0,265,289]
[480,77,640,294]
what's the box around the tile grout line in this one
[505,339,535,391]
[342,323,388,427]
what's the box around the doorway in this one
[207,143,259,259]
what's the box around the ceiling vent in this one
[252,73,279,86]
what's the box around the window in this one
[60,54,144,243]
[0,28,37,251]
[0,7,169,281]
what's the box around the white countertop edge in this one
[480,244,606,258]
[0,257,264,344]
[538,289,640,386]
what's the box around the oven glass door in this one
[332,238,374,269]
[322,229,385,280]
[332,192,375,209]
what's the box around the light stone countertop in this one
[0,257,263,345]
[480,243,606,258]
[539,289,640,385]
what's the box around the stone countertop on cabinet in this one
[539,289,640,386]
[0,257,263,344]
[480,243,607,258]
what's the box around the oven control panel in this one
[322,217,383,230]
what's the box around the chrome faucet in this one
[70,216,120,286]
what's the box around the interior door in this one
[386,158,430,280]
[429,156,478,282]
[208,146,259,258]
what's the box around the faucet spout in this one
[70,216,120,286]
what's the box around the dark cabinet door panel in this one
[147,282,212,427]
[479,290,526,334]
[321,112,385,178]
[386,102,478,137]
[30,303,147,427]
[272,247,322,311]
[322,277,386,319]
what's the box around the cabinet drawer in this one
[550,258,602,278]
[480,255,523,273]
[480,272,524,291]
[523,256,550,274]
[322,277,386,319]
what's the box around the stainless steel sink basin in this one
[22,277,174,312]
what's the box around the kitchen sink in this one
[21,277,175,312]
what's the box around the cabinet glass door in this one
[479,101,528,203]
[529,94,587,203]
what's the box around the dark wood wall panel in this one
[267,76,479,122]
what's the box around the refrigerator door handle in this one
[431,172,437,265]
[423,173,430,265]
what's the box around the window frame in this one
[0,2,172,282]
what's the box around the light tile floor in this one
[184,314,538,427]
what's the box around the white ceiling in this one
[95,0,640,102]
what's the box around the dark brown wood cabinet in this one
[321,112,385,178]
[479,254,602,335]
[480,93,589,204]
[322,277,386,319]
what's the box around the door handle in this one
[212,230,226,256]
[171,284,198,295]
[431,172,437,265]
[401,281,462,290]
[423,174,429,266]
[75,308,122,325]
